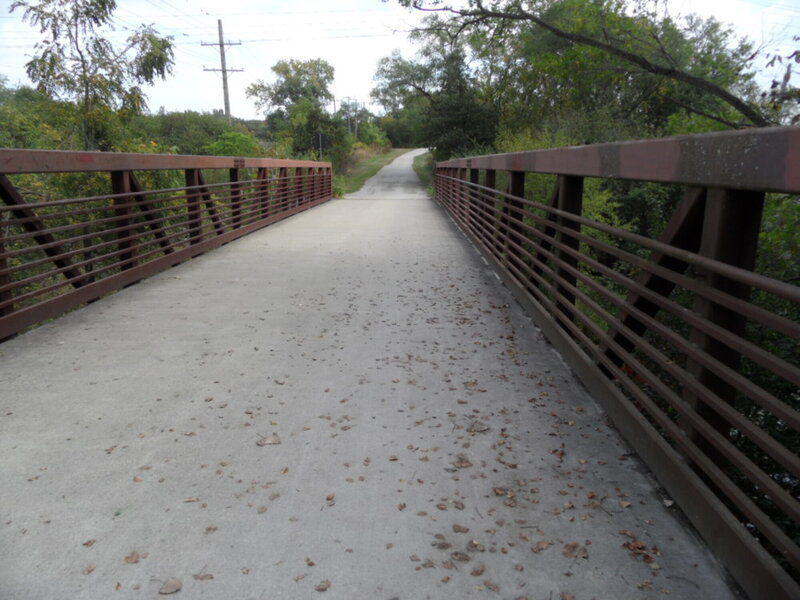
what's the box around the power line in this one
[201,20,242,123]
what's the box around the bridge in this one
[0,131,798,599]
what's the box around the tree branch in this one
[415,0,772,127]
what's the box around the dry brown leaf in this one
[453,524,469,534]
[533,540,554,553]
[82,565,95,575]
[193,573,213,581]
[563,542,589,559]
[82,539,96,547]
[124,552,141,564]
[314,580,331,592]
[562,593,575,600]
[398,503,406,511]
[158,577,182,595]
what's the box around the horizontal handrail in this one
[0,148,329,173]
[438,126,800,193]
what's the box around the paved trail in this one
[0,150,736,599]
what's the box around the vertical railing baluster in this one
[554,175,584,324]
[111,171,135,271]
[257,167,269,218]
[230,167,242,229]
[184,169,203,247]
[0,215,12,320]
[682,188,764,467]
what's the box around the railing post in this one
[184,169,203,246]
[681,188,764,465]
[505,171,525,261]
[554,175,584,323]
[0,214,12,319]
[230,167,242,229]
[469,167,480,237]
[110,171,135,270]
[257,167,269,218]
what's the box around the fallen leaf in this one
[470,566,485,576]
[257,506,268,514]
[452,500,465,510]
[184,497,199,503]
[618,529,635,539]
[124,551,141,564]
[484,580,500,592]
[454,455,472,468]
[562,542,589,559]
[82,565,95,575]
[562,593,575,600]
[82,539,96,547]
[257,433,281,446]
[436,503,448,511]
[314,580,331,592]
[467,421,490,433]
[326,494,336,507]
[398,503,407,511]
[451,552,471,562]
[193,573,213,581]
[158,577,182,595]
[441,575,451,583]
[453,524,469,534]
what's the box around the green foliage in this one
[10,0,174,150]
[203,131,262,157]
[246,58,334,115]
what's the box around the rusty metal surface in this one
[438,126,800,193]
[434,127,800,600]
[0,155,332,340]
[0,149,331,174]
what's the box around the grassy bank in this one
[412,151,434,195]
[333,147,411,196]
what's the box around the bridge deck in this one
[0,150,737,599]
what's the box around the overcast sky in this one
[0,0,797,120]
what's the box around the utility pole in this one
[202,20,243,123]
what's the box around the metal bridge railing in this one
[435,126,799,600]
[0,150,332,339]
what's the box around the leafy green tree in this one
[246,58,334,116]
[393,0,780,127]
[373,37,497,159]
[10,0,174,150]
[203,131,262,157]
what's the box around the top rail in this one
[0,149,330,174]
[438,126,800,193]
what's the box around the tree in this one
[11,0,174,150]
[246,58,334,116]
[393,0,779,128]
[203,131,262,157]
[372,35,498,159]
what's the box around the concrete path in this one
[0,150,737,599]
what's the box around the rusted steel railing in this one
[0,150,332,339]
[436,127,799,600]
